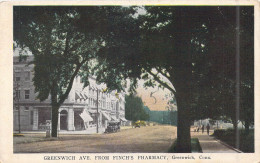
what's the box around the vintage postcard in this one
[0,0,259,162]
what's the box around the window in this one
[15,77,20,81]
[25,106,29,111]
[25,90,30,99]
[15,72,21,81]
[15,90,20,99]
[25,71,30,81]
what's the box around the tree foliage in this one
[125,95,149,121]
[14,6,254,151]
[13,6,136,137]
[94,6,254,152]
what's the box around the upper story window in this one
[14,72,21,81]
[25,106,29,111]
[15,77,21,81]
[25,71,30,81]
[25,90,30,99]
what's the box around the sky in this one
[135,79,174,111]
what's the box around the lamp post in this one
[96,86,107,133]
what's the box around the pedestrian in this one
[206,124,210,135]
[201,125,204,134]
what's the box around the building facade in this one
[13,56,127,131]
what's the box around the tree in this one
[191,6,254,143]
[95,7,213,152]
[14,6,137,137]
[14,7,104,137]
[125,95,149,121]
[94,6,254,152]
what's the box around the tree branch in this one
[154,66,171,82]
[145,68,176,94]
[63,31,70,57]
[58,58,88,106]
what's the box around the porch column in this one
[57,111,60,131]
[67,107,75,131]
[99,112,102,128]
[32,108,38,130]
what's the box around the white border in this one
[0,0,259,162]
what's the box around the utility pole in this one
[96,89,99,133]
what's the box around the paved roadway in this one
[14,125,177,153]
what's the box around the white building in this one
[13,56,127,131]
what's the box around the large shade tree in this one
[94,6,254,152]
[13,6,136,137]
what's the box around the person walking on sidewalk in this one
[206,124,210,135]
[201,125,204,134]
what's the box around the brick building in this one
[13,56,127,131]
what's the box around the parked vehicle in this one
[134,121,141,128]
[105,121,120,133]
[133,120,147,128]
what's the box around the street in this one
[14,125,177,153]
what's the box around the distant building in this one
[13,56,127,131]
[193,119,244,129]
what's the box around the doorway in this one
[60,110,68,130]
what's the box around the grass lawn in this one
[168,138,202,153]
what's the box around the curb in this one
[213,137,243,153]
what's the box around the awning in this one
[111,116,117,121]
[88,109,97,114]
[120,117,127,122]
[80,92,86,99]
[80,110,93,122]
[75,92,81,100]
[83,93,88,99]
[102,112,111,121]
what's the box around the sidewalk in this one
[192,131,240,153]
[13,128,105,144]
[14,126,133,144]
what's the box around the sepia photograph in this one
[0,0,259,162]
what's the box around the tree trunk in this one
[50,85,60,138]
[51,105,59,137]
[175,91,192,153]
[245,119,250,135]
